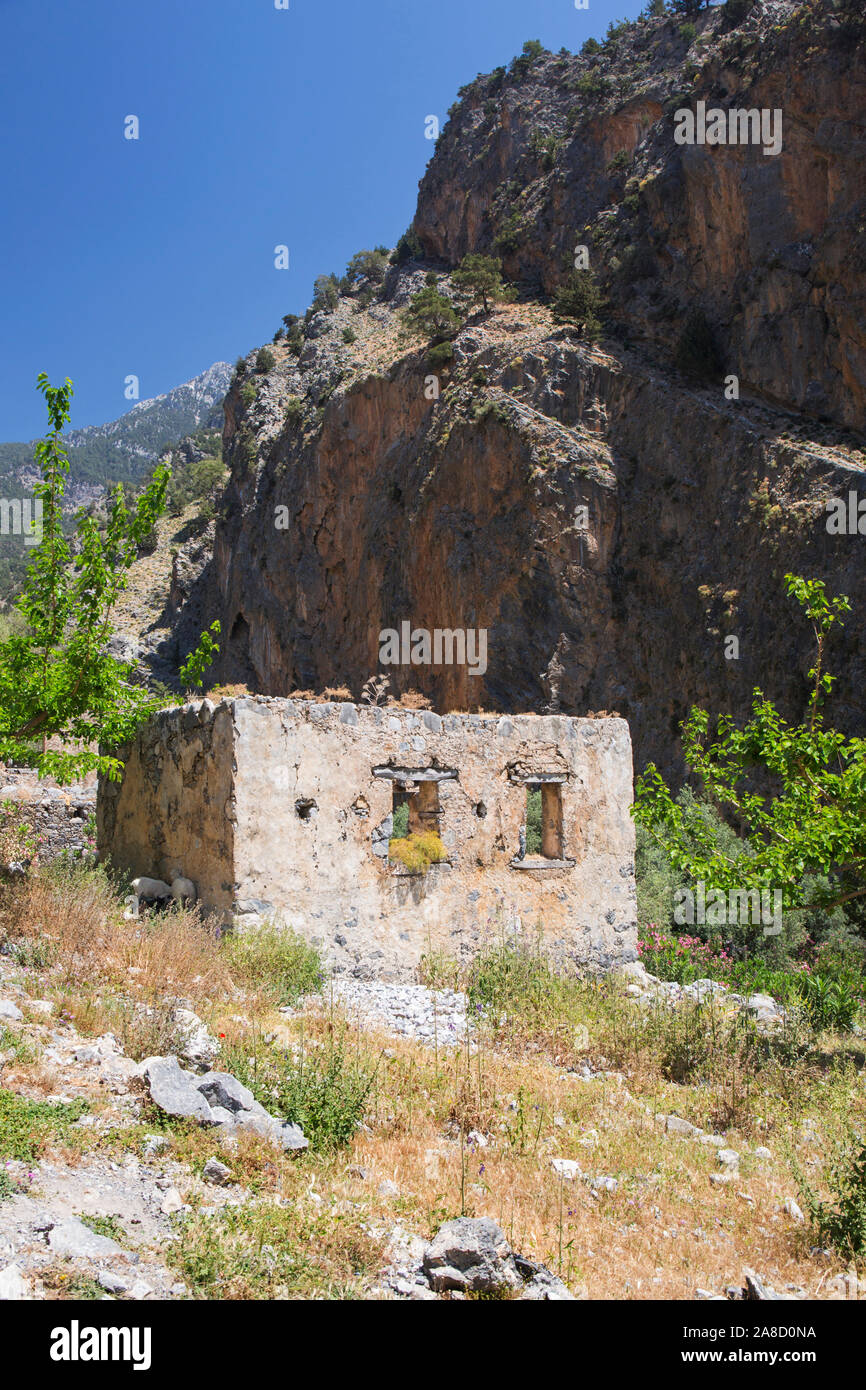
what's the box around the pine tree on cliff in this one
[451,255,515,314]
[552,270,604,342]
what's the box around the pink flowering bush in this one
[638,926,735,984]
[638,926,865,1030]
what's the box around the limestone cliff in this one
[169,0,866,781]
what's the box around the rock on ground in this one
[136,1056,308,1151]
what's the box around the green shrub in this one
[619,243,657,283]
[342,327,357,345]
[525,787,542,854]
[227,1030,380,1152]
[658,1003,718,1083]
[493,208,526,255]
[529,131,560,171]
[0,1088,88,1163]
[605,19,631,44]
[391,801,409,838]
[801,1138,866,1258]
[79,1213,127,1244]
[282,315,304,356]
[255,347,275,374]
[237,430,257,469]
[169,1194,381,1298]
[679,23,697,43]
[574,71,610,100]
[581,37,601,55]
[721,0,755,27]
[467,938,582,1035]
[638,926,864,1032]
[165,455,226,517]
[426,342,454,370]
[635,788,746,933]
[240,379,257,407]
[224,922,324,1006]
[509,40,545,77]
[796,974,860,1032]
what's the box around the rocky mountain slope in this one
[0,366,229,608]
[164,0,865,780]
[0,362,231,508]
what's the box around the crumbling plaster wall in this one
[229,699,637,980]
[98,697,638,982]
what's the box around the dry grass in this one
[2,862,223,995]
[2,866,864,1299]
[0,863,304,1058]
[188,994,864,1300]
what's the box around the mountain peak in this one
[0,361,232,500]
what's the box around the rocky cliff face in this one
[414,0,866,431]
[171,0,866,781]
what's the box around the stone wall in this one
[0,769,96,863]
[97,702,236,912]
[98,697,638,981]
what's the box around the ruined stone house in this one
[97,697,638,980]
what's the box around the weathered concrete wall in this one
[100,696,637,981]
[231,700,636,980]
[97,702,236,913]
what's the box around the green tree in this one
[552,270,604,340]
[402,284,461,343]
[391,227,423,266]
[343,248,389,290]
[669,0,707,15]
[720,0,756,25]
[633,575,866,916]
[0,377,221,783]
[311,274,340,313]
[0,377,170,782]
[451,254,514,313]
[179,620,221,693]
[510,40,545,76]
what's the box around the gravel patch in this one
[317,979,469,1046]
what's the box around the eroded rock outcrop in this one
[169,0,866,781]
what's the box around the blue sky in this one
[0,0,647,440]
